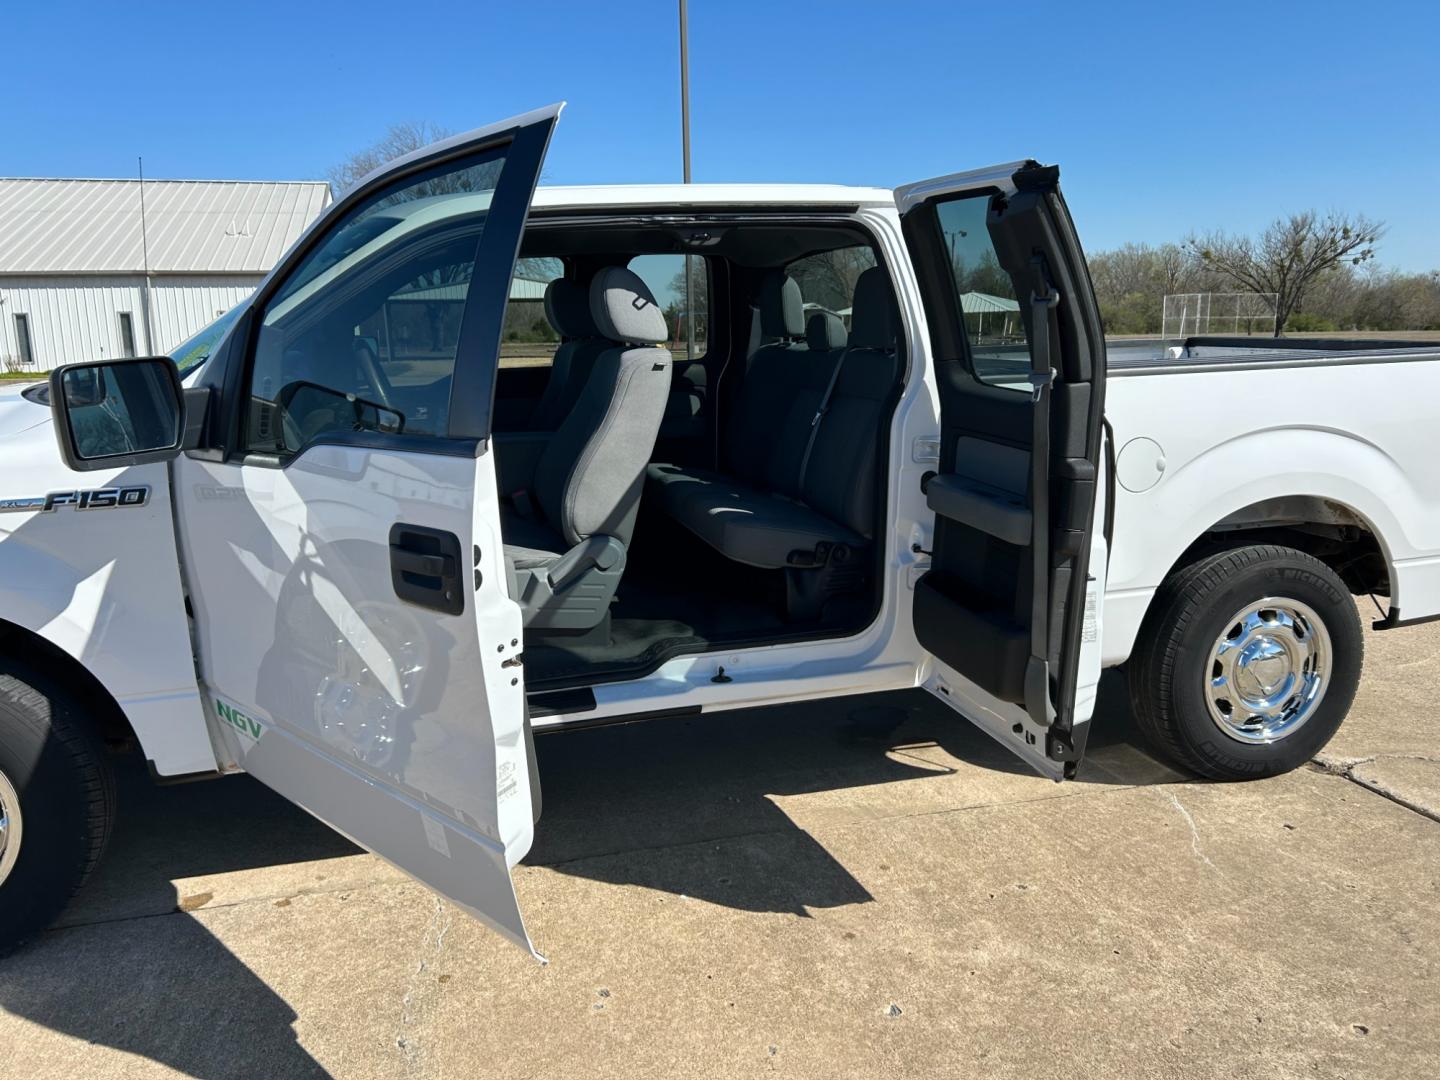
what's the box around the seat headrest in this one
[758,271,804,338]
[543,278,596,338]
[590,266,668,345]
[806,311,847,352]
[849,267,899,350]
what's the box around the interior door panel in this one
[898,162,1107,778]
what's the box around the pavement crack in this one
[1160,788,1222,874]
[396,895,452,1075]
[1313,753,1440,824]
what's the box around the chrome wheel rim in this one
[1205,596,1331,744]
[0,768,21,888]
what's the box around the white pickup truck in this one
[4,104,1439,956]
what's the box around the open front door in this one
[897,162,1107,780]
[173,106,560,953]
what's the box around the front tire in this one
[1129,545,1363,780]
[0,663,116,953]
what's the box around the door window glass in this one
[934,195,1030,390]
[245,147,508,455]
[627,254,708,361]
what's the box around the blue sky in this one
[9,0,1439,269]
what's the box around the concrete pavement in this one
[2,611,1437,1079]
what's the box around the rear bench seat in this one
[646,266,901,618]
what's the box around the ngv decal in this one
[42,486,151,512]
[214,698,265,742]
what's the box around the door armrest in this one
[925,473,1032,547]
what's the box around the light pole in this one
[679,0,696,361]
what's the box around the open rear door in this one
[897,162,1107,780]
[174,106,560,953]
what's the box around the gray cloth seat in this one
[500,265,672,629]
[646,268,899,582]
[721,271,807,484]
[646,465,864,568]
[499,512,568,571]
[528,277,607,430]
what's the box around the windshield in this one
[171,307,244,377]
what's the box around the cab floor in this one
[522,513,869,690]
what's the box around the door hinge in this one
[1046,730,1078,762]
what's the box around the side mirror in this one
[49,357,185,472]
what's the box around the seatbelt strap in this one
[1023,270,1060,733]
[797,348,851,491]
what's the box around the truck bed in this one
[975,336,1440,383]
[1109,336,1440,375]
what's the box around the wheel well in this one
[1169,496,1390,598]
[0,618,139,752]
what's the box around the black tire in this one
[1128,544,1363,780]
[0,662,116,953]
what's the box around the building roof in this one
[960,291,1020,314]
[0,178,332,275]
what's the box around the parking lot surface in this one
[2,611,1437,1079]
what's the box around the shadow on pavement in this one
[0,764,347,1079]
[0,913,330,1080]
[0,672,1170,1079]
[524,674,1175,911]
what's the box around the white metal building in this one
[0,177,331,372]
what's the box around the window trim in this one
[117,311,137,358]
[13,313,33,366]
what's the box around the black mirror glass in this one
[60,359,183,461]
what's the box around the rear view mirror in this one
[49,357,185,472]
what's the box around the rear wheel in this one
[1129,545,1363,780]
[0,663,116,953]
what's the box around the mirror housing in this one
[49,357,186,472]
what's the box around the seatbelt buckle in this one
[1026,368,1056,403]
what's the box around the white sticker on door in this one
[496,760,519,804]
[1081,583,1099,643]
[422,813,451,858]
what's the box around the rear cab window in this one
[787,245,878,336]
[499,257,566,370]
[627,254,709,362]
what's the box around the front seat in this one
[501,265,672,631]
[528,277,606,430]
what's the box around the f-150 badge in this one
[0,485,150,513]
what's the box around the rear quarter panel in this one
[1102,357,1440,665]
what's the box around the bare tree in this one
[328,121,453,195]
[790,247,877,315]
[1185,211,1383,336]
